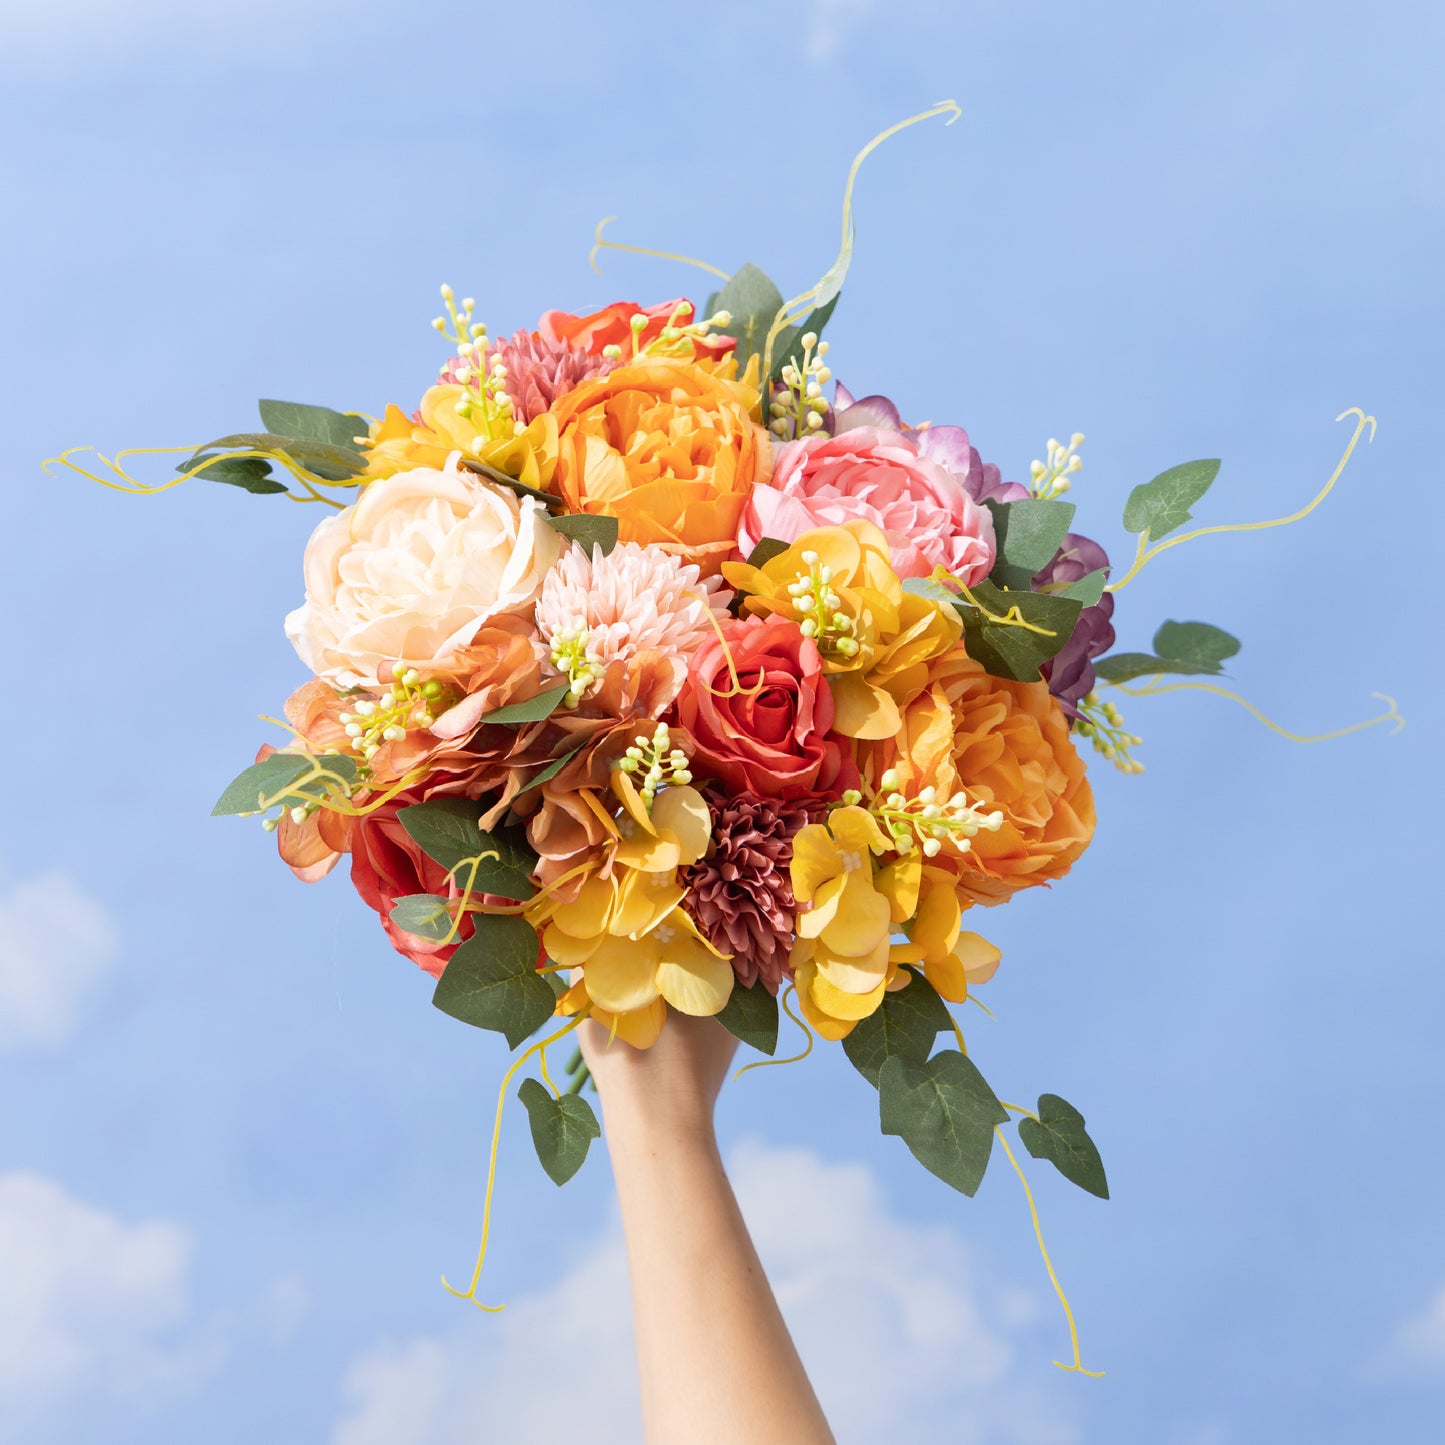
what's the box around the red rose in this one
[536,298,736,359]
[672,614,855,800]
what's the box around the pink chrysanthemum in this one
[439,329,614,422]
[534,541,732,712]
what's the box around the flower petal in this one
[583,934,662,1014]
[651,784,712,866]
[790,824,841,903]
[807,962,888,1021]
[818,870,892,958]
[656,936,735,1016]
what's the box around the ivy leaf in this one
[745,537,791,569]
[431,915,555,1047]
[1017,1094,1109,1199]
[715,979,779,1056]
[985,499,1076,589]
[257,400,368,450]
[957,581,1083,683]
[517,1078,600,1186]
[388,894,455,942]
[547,513,619,555]
[478,684,571,726]
[516,745,584,797]
[711,263,786,372]
[878,1050,1008,1197]
[182,454,288,495]
[397,800,537,900]
[1056,568,1108,607]
[1153,620,1240,670]
[1092,652,1216,683]
[179,431,366,483]
[843,969,953,1088]
[212,753,311,816]
[767,292,841,393]
[1122,459,1220,540]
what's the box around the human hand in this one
[578,1008,739,1144]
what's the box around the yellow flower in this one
[722,522,961,738]
[888,870,1001,1003]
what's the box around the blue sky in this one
[2,2,1443,1442]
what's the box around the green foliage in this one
[1093,619,1241,684]
[516,746,584,797]
[456,457,559,509]
[710,263,786,372]
[878,1050,1008,1197]
[715,980,779,1056]
[517,1078,601,1185]
[388,894,455,942]
[180,431,366,484]
[1017,1094,1109,1199]
[431,916,556,1047]
[478,684,571,726]
[257,400,367,450]
[396,800,537,900]
[547,514,619,554]
[211,751,357,816]
[1056,568,1109,607]
[957,581,1083,683]
[1122,459,1220,540]
[185,455,288,494]
[985,499,1076,590]
[842,969,952,1087]
[745,537,791,569]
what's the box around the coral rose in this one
[538,298,734,359]
[740,425,996,584]
[672,614,854,800]
[285,459,561,689]
[548,360,770,575]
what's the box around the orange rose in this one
[548,360,770,574]
[537,298,735,359]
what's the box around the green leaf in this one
[1017,1094,1109,1200]
[767,292,841,392]
[388,893,455,942]
[1091,652,1211,683]
[1055,568,1108,607]
[878,1050,1008,1197]
[454,457,559,510]
[1122,459,1220,540]
[901,575,965,607]
[257,400,368,450]
[711,263,787,371]
[431,915,555,1047]
[181,431,367,483]
[842,969,952,1088]
[211,753,311,816]
[183,454,288,494]
[745,537,791,569]
[1152,620,1240,669]
[985,499,1077,589]
[396,800,537,900]
[547,513,619,554]
[478,684,571,726]
[517,1077,600,1186]
[958,580,1083,683]
[715,979,779,1056]
[516,745,584,797]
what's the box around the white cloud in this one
[0,871,118,1052]
[333,1141,1080,1445]
[0,1171,218,1437]
[1371,1282,1445,1379]
[806,0,875,65]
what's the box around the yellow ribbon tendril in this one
[994,1126,1105,1377]
[537,1042,560,1099]
[442,1011,589,1310]
[968,994,998,1021]
[733,985,813,1081]
[1001,1101,1040,1123]
[1107,681,1404,743]
[588,215,730,280]
[934,571,1057,637]
[948,1011,969,1056]
[1107,407,1376,594]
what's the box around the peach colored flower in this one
[548,359,770,575]
[537,298,735,360]
[285,459,561,689]
[740,425,996,584]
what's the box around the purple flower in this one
[1034,533,1116,718]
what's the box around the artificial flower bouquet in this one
[60,107,1390,1365]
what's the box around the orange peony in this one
[547,360,770,574]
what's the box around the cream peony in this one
[285,457,561,688]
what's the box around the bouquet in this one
[56,105,1395,1372]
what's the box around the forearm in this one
[605,1109,834,1445]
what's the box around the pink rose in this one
[739,426,996,583]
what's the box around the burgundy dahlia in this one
[682,792,815,994]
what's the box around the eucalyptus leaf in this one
[388,894,455,943]
[878,1050,1008,1197]
[211,753,311,816]
[516,745,584,797]
[455,457,560,509]
[478,684,571,726]
[745,537,791,569]
[180,431,367,483]
[1055,568,1108,607]
[431,916,555,1047]
[985,498,1076,589]
[958,581,1083,683]
[257,399,369,450]
[843,970,952,1088]
[715,979,779,1056]
[182,454,287,495]
[396,800,537,899]
[1017,1093,1109,1199]
[711,263,787,371]
[1092,652,1220,684]
[517,1078,600,1186]
[1122,459,1220,540]
[547,513,619,555]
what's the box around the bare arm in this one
[579,1011,835,1445]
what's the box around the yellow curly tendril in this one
[688,589,766,703]
[760,100,962,387]
[1106,407,1377,594]
[931,569,1057,638]
[1104,680,1404,743]
[993,1120,1105,1378]
[442,1010,590,1311]
[427,848,505,948]
[588,215,731,281]
[732,985,814,1082]
[42,443,358,510]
